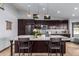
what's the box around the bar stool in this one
[18,38,32,56]
[48,38,62,56]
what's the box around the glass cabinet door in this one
[25,24,34,35]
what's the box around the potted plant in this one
[32,28,42,38]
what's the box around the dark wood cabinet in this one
[18,19,35,35]
[18,19,70,37]
[18,20,25,35]
[15,40,66,53]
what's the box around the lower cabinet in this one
[15,40,66,53]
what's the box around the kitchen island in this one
[14,35,68,55]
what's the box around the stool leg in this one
[48,48,49,56]
[30,47,32,56]
[29,48,32,56]
[28,49,29,56]
[19,49,20,56]
[50,49,52,56]
[23,49,25,56]
[60,48,63,56]
[56,49,57,56]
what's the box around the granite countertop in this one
[16,35,69,41]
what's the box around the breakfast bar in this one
[12,35,68,56]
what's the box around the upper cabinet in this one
[18,19,69,37]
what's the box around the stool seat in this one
[18,38,33,56]
[48,38,62,56]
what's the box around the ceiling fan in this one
[0,7,4,10]
[0,3,4,10]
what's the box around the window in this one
[72,22,79,37]
[6,21,12,30]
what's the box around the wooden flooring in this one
[0,42,79,56]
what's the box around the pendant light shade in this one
[46,14,49,18]
[37,14,40,17]
[27,13,31,17]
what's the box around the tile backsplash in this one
[40,29,69,34]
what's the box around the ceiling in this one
[10,3,79,19]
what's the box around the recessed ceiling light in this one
[57,11,60,14]
[27,5,31,7]
[74,7,78,10]
[43,8,45,11]
[72,14,75,16]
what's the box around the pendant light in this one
[46,4,49,17]
[27,5,31,17]
[37,4,40,18]
[44,4,50,20]
[42,7,46,16]
[33,4,40,20]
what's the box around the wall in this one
[0,4,18,38]
[0,4,18,51]
[69,19,79,38]
[17,11,64,20]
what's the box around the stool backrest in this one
[18,38,29,47]
[49,38,62,46]
[50,38,61,42]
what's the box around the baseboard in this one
[0,46,10,53]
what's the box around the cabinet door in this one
[18,20,25,35]
[25,25,34,35]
